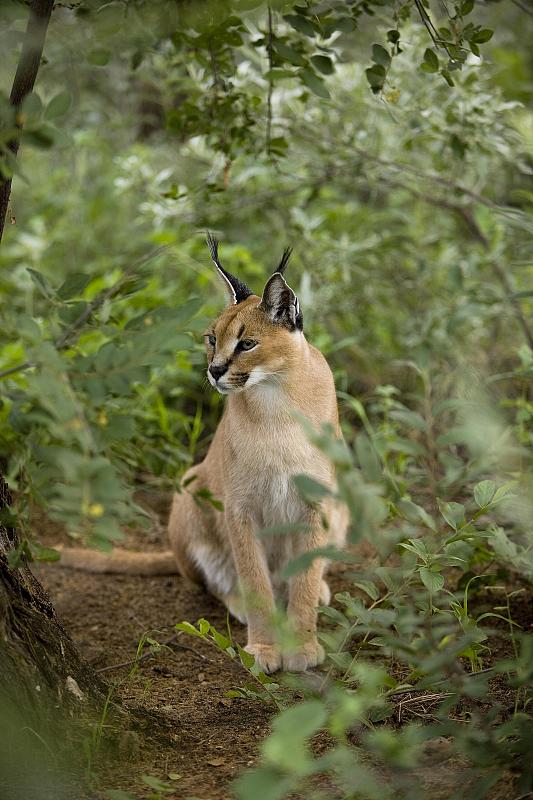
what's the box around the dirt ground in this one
[35,490,272,800]
[33,489,529,800]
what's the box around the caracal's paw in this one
[282,639,325,672]
[245,642,282,674]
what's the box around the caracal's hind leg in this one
[168,471,242,621]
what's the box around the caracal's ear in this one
[259,247,303,331]
[206,231,253,305]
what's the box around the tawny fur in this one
[55,266,348,673]
[54,545,178,575]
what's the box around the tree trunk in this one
[0,474,107,798]
[0,474,171,799]
[0,0,54,243]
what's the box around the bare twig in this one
[413,0,455,62]
[351,147,504,213]
[0,361,33,380]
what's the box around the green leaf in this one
[473,28,493,43]
[131,50,144,70]
[22,124,55,149]
[352,579,380,601]
[419,567,444,594]
[32,544,60,562]
[44,91,71,120]
[264,68,296,81]
[372,44,391,67]
[226,689,245,699]
[282,545,344,578]
[310,55,334,75]
[387,438,427,457]
[234,766,293,800]
[142,775,173,793]
[397,499,437,532]
[262,701,326,772]
[198,618,210,635]
[268,136,288,154]
[299,68,330,98]
[274,41,305,66]
[400,538,429,560]
[284,14,317,37]
[389,408,428,432]
[21,92,42,117]
[212,629,231,650]
[328,17,356,34]
[492,482,517,504]
[175,621,202,637]
[437,500,465,531]
[473,480,497,508]
[27,268,54,298]
[421,48,439,73]
[88,48,110,66]
[102,415,134,441]
[355,433,382,482]
[441,69,455,87]
[259,522,309,538]
[365,64,386,92]
[238,645,256,669]
[57,272,90,300]
[292,474,332,502]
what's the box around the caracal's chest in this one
[226,386,332,528]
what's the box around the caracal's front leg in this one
[226,511,281,674]
[285,512,327,671]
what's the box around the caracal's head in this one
[204,233,304,395]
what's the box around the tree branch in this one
[0,0,54,243]
[376,174,533,350]
[510,0,533,18]
[265,3,274,156]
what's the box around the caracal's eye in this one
[240,339,257,351]
[207,334,216,347]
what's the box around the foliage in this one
[1,1,532,798]
[176,618,288,708]
[0,0,499,179]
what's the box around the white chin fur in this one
[207,371,238,395]
[208,367,272,395]
[244,367,269,388]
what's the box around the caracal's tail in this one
[54,545,178,575]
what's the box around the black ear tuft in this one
[276,246,293,275]
[206,232,253,305]
[259,272,303,332]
